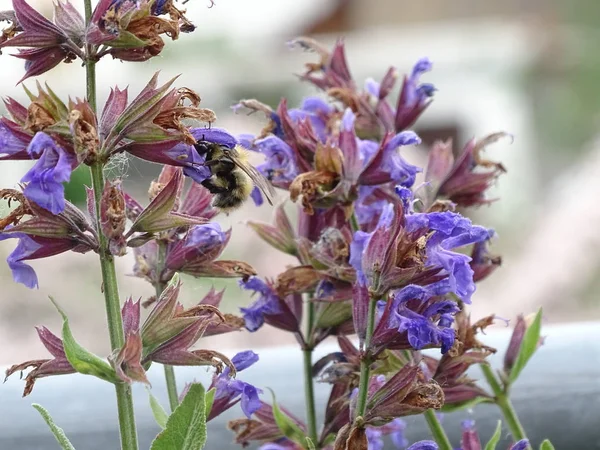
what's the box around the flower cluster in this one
[0,0,198,81]
[225,38,518,450]
[0,1,549,447]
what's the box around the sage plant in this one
[0,2,553,450]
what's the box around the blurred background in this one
[1,0,600,370]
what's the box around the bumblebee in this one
[193,140,276,211]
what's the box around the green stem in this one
[303,300,318,445]
[84,2,138,449]
[155,241,179,412]
[424,409,453,450]
[349,213,360,233]
[481,363,527,441]
[354,297,377,418]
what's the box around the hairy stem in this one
[85,2,138,449]
[424,409,453,450]
[155,241,179,412]
[481,363,527,441]
[354,296,377,418]
[303,299,318,445]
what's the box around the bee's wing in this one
[228,153,276,205]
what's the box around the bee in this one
[193,139,276,212]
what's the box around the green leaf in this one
[147,389,169,429]
[509,308,543,383]
[484,421,502,450]
[50,297,119,384]
[205,388,216,415]
[440,396,492,413]
[306,437,316,450]
[540,439,556,450]
[151,383,208,450]
[32,404,76,450]
[268,389,307,448]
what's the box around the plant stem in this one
[84,2,138,449]
[303,299,318,445]
[424,409,453,450]
[481,363,527,441]
[354,296,377,417]
[349,213,360,233]
[154,241,179,412]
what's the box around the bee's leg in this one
[200,177,228,194]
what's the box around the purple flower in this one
[288,96,333,142]
[367,418,408,450]
[366,427,385,450]
[21,132,75,214]
[407,441,438,450]
[209,350,261,419]
[406,212,493,303]
[239,278,282,332]
[510,440,530,450]
[165,223,230,272]
[0,232,81,289]
[252,136,299,186]
[388,285,458,353]
[151,0,169,15]
[380,132,422,187]
[0,120,32,160]
[0,232,40,289]
[395,58,436,131]
[349,204,395,286]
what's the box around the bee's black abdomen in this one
[212,193,244,210]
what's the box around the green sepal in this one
[315,302,352,328]
[50,297,119,384]
[205,388,216,416]
[151,383,208,450]
[539,440,556,450]
[32,403,76,450]
[508,308,543,383]
[269,389,308,449]
[147,388,169,429]
[483,420,502,450]
[106,31,148,49]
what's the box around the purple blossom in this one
[367,418,408,450]
[288,97,332,142]
[211,350,261,419]
[165,223,229,271]
[407,441,438,450]
[21,132,75,215]
[0,232,41,289]
[252,136,299,185]
[380,132,422,187]
[0,120,31,159]
[406,212,493,303]
[239,277,282,332]
[395,58,436,131]
[349,204,395,285]
[0,232,80,289]
[387,285,458,353]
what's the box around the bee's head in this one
[193,140,214,156]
